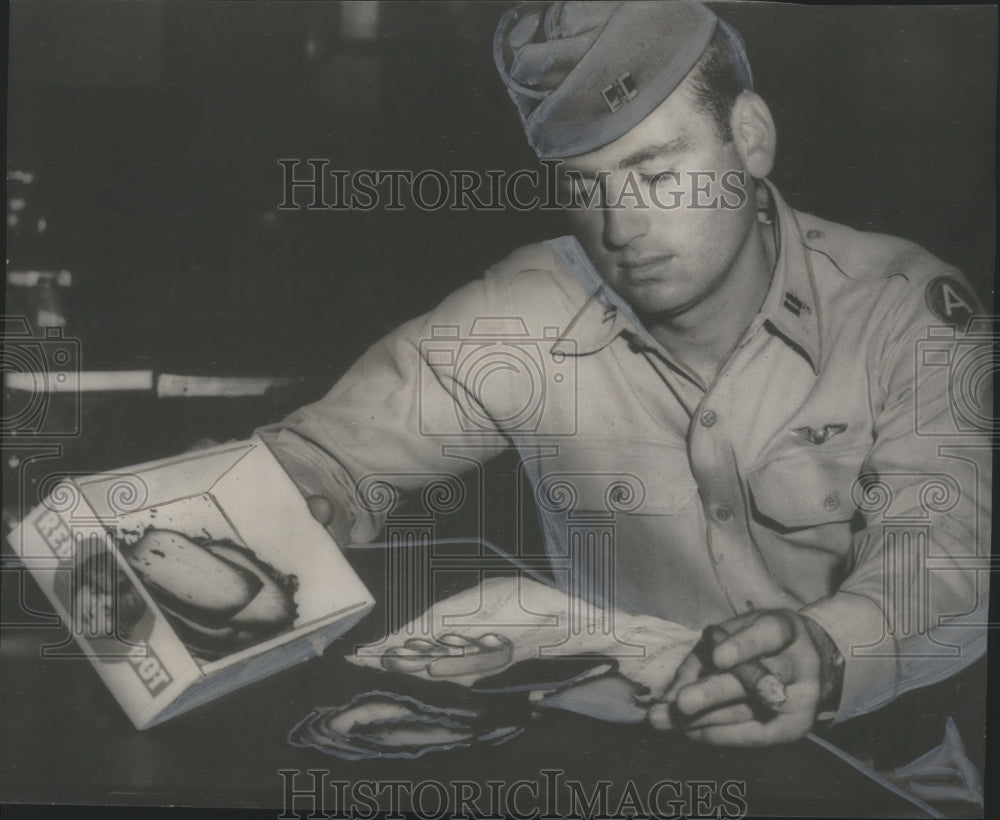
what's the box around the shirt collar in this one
[547,181,822,371]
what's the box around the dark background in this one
[6,0,996,389]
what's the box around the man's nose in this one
[602,183,649,249]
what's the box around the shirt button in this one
[716,505,732,521]
[824,492,841,511]
[700,410,717,428]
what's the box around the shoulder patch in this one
[925,276,978,329]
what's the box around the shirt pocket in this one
[534,437,699,517]
[746,446,867,529]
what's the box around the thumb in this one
[306,495,334,525]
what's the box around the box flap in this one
[75,442,256,520]
[209,436,374,626]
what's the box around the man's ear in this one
[730,92,776,179]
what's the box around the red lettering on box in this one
[125,643,172,695]
[34,509,74,559]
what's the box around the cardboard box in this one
[6,436,374,729]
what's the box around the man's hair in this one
[686,27,748,143]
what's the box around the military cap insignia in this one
[601,72,639,113]
[926,276,978,329]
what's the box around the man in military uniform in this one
[258,1,990,746]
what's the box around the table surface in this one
[0,391,944,818]
[1,567,938,819]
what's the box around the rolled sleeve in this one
[256,275,513,546]
[256,425,378,546]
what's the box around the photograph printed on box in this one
[1,1,996,819]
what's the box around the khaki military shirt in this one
[258,183,990,722]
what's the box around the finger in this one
[674,672,746,716]
[648,702,674,731]
[685,713,810,747]
[658,615,759,705]
[631,645,703,703]
[306,495,334,525]
[712,611,797,669]
[683,702,756,729]
[710,612,759,635]
[662,650,706,702]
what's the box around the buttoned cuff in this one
[799,591,901,723]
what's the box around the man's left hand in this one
[648,609,837,746]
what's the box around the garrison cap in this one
[494,1,752,159]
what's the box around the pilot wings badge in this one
[790,423,848,445]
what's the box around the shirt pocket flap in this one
[747,449,863,528]
[536,439,698,516]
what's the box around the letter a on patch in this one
[926,276,977,329]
